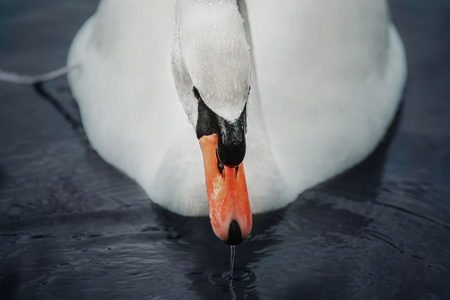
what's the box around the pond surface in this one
[1,1,450,299]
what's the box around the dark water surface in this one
[1,1,450,299]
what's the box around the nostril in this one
[226,219,243,245]
[216,149,224,174]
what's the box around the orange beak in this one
[199,134,252,244]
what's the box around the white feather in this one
[67,0,406,216]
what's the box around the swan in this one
[67,0,407,244]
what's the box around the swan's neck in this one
[171,0,251,124]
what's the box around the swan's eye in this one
[248,86,251,96]
[193,86,201,101]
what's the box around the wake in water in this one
[0,66,72,85]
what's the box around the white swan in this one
[67,0,407,244]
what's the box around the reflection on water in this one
[228,245,236,300]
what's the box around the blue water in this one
[1,1,450,299]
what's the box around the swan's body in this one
[68,0,406,224]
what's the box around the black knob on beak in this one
[216,108,247,167]
[226,219,244,245]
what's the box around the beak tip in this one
[225,219,244,245]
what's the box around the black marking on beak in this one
[196,99,247,167]
[226,219,243,245]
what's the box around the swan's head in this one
[171,0,252,245]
